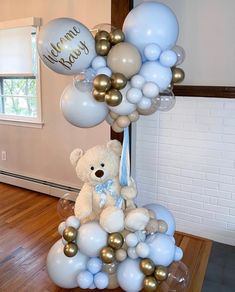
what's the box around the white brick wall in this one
[132,97,235,246]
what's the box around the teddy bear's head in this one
[70,140,122,185]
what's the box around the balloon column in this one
[38,2,189,291]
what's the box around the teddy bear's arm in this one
[74,184,93,220]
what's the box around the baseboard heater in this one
[0,170,80,193]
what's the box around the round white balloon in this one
[60,83,108,128]
[77,221,108,257]
[123,2,179,58]
[47,239,88,288]
[108,82,137,115]
[38,18,96,75]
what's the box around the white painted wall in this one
[0,0,111,189]
[133,0,235,245]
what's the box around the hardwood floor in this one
[0,183,212,292]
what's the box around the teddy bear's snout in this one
[95,169,104,178]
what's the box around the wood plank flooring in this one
[0,183,212,292]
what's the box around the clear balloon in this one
[117,258,144,292]
[77,221,108,257]
[60,83,108,128]
[160,50,177,67]
[144,203,176,236]
[37,18,96,75]
[47,240,88,288]
[123,2,179,58]
[158,90,176,111]
[172,45,186,66]
[140,61,172,92]
[57,192,78,220]
[74,68,95,91]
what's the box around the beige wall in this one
[0,0,111,188]
[135,0,235,86]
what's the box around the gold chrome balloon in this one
[110,29,125,45]
[92,89,106,102]
[172,67,185,83]
[63,226,77,242]
[100,246,115,264]
[95,30,110,42]
[105,89,122,106]
[154,266,168,281]
[64,242,78,257]
[96,39,111,56]
[140,258,155,276]
[111,73,127,90]
[93,74,111,92]
[108,233,124,250]
[143,276,159,292]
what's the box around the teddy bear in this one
[70,140,154,233]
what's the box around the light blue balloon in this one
[175,246,183,261]
[117,258,144,292]
[77,270,94,289]
[77,221,108,257]
[144,203,176,236]
[87,257,102,274]
[140,61,172,91]
[47,239,88,288]
[92,56,106,70]
[123,2,179,58]
[96,66,112,77]
[94,272,109,289]
[146,233,175,266]
[144,43,161,61]
[160,50,177,67]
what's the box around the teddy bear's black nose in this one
[95,169,104,178]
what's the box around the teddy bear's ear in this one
[107,140,122,156]
[70,148,83,167]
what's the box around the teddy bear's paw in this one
[100,206,125,233]
[121,186,137,200]
[125,208,150,232]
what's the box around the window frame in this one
[0,17,43,128]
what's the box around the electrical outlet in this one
[1,151,7,161]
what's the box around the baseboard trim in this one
[0,170,80,198]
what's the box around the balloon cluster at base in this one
[37,1,186,132]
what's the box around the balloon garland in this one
[38,2,190,291]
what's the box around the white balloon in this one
[108,82,137,115]
[130,74,145,89]
[58,221,66,236]
[66,216,80,229]
[77,221,108,257]
[127,88,143,104]
[92,56,106,70]
[142,82,159,99]
[37,18,96,75]
[60,83,108,128]
[47,239,88,288]
[137,97,152,110]
[160,50,177,67]
[144,43,161,61]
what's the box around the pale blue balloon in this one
[117,258,144,292]
[139,61,172,91]
[94,272,109,289]
[96,66,112,77]
[77,221,108,257]
[131,74,145,89]
[87,257,103,274]
[127,87,143,104]
[137,97,152,110]
[127,247,139,259]
[123,2,179,58]
[136,242,150,258]
[125,233,139,247]
[92,56,106,70]
[144,203,176,236]
[146,233,175,266]
[77,270,94,289]
[47,239,88,288]
[144,43,161,61]
[175,246,183,261]
[160,50,177,67]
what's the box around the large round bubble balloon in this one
[47,240,88,288]
[123,2,179,58]
[117,258,144,292]
[77,221,108,257]
[57,192,78,220]
[37,18,96,75]
[144,203,176,236]
[60,83,108,128]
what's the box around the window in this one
[0,17,42,127]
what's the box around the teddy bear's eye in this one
[90,166,94,170]
[101,163,105,167]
